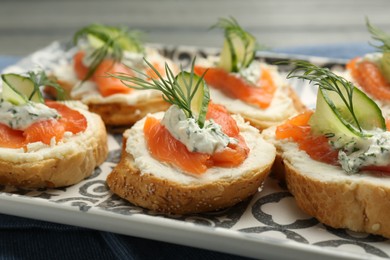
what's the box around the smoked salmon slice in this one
[0,101,87,149]
[73,51,133,97]
[143,102,249,174]
[194,66,276,109]
[275,111,339,165]
[0,124,25,149]
[46,101,87,134]
[347,57,390,101]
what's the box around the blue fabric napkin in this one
[0,43,374,260]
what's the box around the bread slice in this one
[263,126,390,238]
[87,97,170,127]
[0,102,108,188]
[107,113,276,214]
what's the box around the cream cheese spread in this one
[336,131,390,173]
[0,99,60,130]
[125,112,276,183]
[263,126,390,176]
[161,105,235,154]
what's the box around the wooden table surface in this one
[1,0,390,56]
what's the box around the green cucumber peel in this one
[1,71,64,105]
[214,17,257,73]
[110,57,210,128]
[366,18,390,83]
[286,60,386,142]
[175,70,210,128]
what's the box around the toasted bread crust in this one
[107,144,272,214]
[0,112,108,188]
[88,97,170,127]
[284,159,390,238]
[262,124,390,238]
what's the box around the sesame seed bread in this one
[262,126,390,238]
[0,104,108,188]
[107,113,276,214]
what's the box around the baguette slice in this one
[0,102,108,188]
[107,113,276,214]
[263,126,390,238]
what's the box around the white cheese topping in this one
[336,131,390,173]
[237,61,262,86]
[125,112,276,183]
[161,105,235,154]
[361,52,382,66]
[265,127,390,185]
[0,99,60,130]
[263,126,390,176]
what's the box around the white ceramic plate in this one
[1,42,389,260]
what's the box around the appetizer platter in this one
[2,41,390,260]
[2,18,390,259]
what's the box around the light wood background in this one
[1,0,390,56]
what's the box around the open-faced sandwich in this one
[263,61,390,238]
[47,24,177,128]
[0,70,107,188]
[193,18,306,130]
[345,19,390,116]
[107,59,276,214]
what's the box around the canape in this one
[107,60,276,214]
[263,61,390,238]
[47,24,177,128]
[0,71,107,188]
[194,18,306,130]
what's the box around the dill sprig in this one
[27,70,65,101]
[73,24,144,83]
[213,17,259,72]
[286,60,365,133]
[111,58,210,128]
[366,18,390,52]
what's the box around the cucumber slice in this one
[87,26,142,53]
[310,83,385,144]
[87,34,105,49]
[380,52,390,83]
[175,72,210,127]
[1,74,43,105]
[219,31,256,72]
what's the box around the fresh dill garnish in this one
[111,58,210,128]
[286,60,374,134]
[27,70,65,101]
[73,24,144,83]
[366,18,390,52]
[213,17,260,72]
